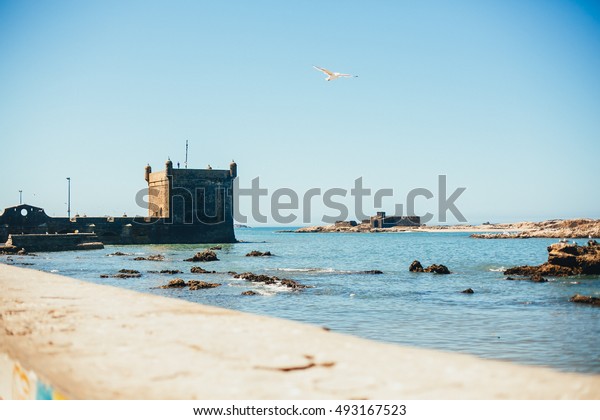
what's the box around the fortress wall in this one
[148,172,170,218]
[7,233,102,253]
[1,263,599,400]
[170,170,234,227]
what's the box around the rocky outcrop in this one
[241,290,258,296]
[159,278,221,290]
[159,269,182,275]
[134,254,164,261]
[505,274,548,283]
[233,272,310,290]
[461,288,474,294]
[296,218,600,237]
[471,233,531,239]
[161,278,187,288]
[504,241,600,278]
[101,269,141,279]
[359,270,384,275]
[409,260,450,274]
[470,219,600,239]
[246,250,272,257]
[409,260,424,272]
[424,264,451,274]
[569,294,600,306]
[107,251,130,256]
[188,280,221,290]
[190,266,216,274]
[185,250,219,262]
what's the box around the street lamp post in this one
[19,190,22,205]
[66,177,71,219]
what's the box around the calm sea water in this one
[4,228,599,374]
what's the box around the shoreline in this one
[1,263,599,399]
[291,218,600,238]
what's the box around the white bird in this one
[313,66,357,81]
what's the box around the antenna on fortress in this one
[185,140,189,169]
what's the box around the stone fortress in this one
[0,159,238,245]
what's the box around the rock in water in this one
[409,260,424,272]
[159,278,220,290]
[134,254,164,261]
[530,273,548,283]
[409,260,450,274]
[569,294,600,306]
[185,250,219,262]
[505,274,548,283]
[233,272,310,290]
[461,288,474,294]
[505,241,600,277]
[161,278,187,288]
[245,250,272,257]
[190,266,216,274]
[424,264,451,274]
[187,280,221,290]
[100,269,141,278]
[241,290,258,296]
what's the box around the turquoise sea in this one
[4,228,599,374]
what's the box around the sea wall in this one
[0,204,236,245]
[6,233,103,253]
[1,263,599,399]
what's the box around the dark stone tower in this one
[145,159,237,243]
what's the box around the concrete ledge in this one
[0,263,599,399]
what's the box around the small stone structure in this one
[370,212,420,228]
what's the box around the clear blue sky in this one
[1,0,599,224]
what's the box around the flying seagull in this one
[313,66,357,81]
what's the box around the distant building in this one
[369,212,420,228]
[334,220,358,228]
[0,160,238,245]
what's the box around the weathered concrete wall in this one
[1,264,598,399]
